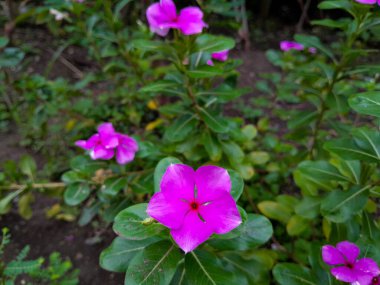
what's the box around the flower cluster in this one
[147,164,242,253]
[322,241,380,285]
[280,41,316,53]
[75,123,138,165]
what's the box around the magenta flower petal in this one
[91,145,114,160]
[211,50,229,62]
[146,3,172,36]
[86,134,101,148]
[170,211,214,253]
[160,164,195,201]
[355,274,375,285]
[199,192,241,234]
[322,245,346,265]
[280,41,304,51]
[160,0,177,19]
[75,140,89,150]
[206,59,214,66]
[355,0,377,4]
[355,258,380,276]
[331,266,357,282]
[177,7,207,35]
[118,134,139,152]
[116,145,135,165]
[195,165,231,202]
[97,122,116,135]
[337,241,360,264]
[147,192,189,230]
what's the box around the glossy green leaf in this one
[187,66,224,79]
[164,115,198,142]
[99,237,160,273]
[273,263,318,285]
[210,214,273,251]
[113,204,165,240]
[103,177,128,196]
[185,250,234,285]
[294,34,335,61]
[201,131,222,161]
[198,108,230,133]
[125,241,183,285]
[258,201,292,223]
[195,34,235,53]
[64,183,91,206]
[349,92,380,118]
[19,155,37,179]
[321,186,370,223]
[286,215,309,236]
[228,169,244,201]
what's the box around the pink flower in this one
[75,123,138,165]
[322,241,380,284]
[280,41,305,51]
[147,164,242,253]
[207,50,229,66]
[355,0,380,5]
[146,0,207,36]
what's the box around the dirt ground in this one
[0,28,276,285]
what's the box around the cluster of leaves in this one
[251,1,380,283]
[0,228,79,285]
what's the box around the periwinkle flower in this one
[146,0,207,36]
[49,9,68,21]
[147,164,242,253]
[280,41,305,51]
[355,0,380,5]
[75,123,138,165]
[207,50,229,66]
[322,241,380,284]
[280,41,316,53]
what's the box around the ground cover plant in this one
[1,0,380,284]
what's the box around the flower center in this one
[372,277,379,285]
[190,201,199,210]
[346,263,354,269]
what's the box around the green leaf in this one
[164,115,198,142]
[78,202,101,226]
[221,141,244,165]
[18,192,34,220]
[113,204,165,240]
[325,129,380,163]
[154,157,182,193]
[100,237,160,273]
[258,201,292,223]
[126,241,183,285]
[294,34,335,61]
[0,37,9,48]
[286,215,309,236]
[64,183,91,206]
[198,108,230,133]
[19,155,37,179]
[297,160,349,183]
[273,263,318,285]
[210,214,273,251]
[0,47,25,67]
[349,91,380,118]
[185,250,234,285]
[197,85,250,103]
[0,188,25,215]
[318,0,354,16]
[195,34,235,53]
[187,66,224,79]
[229,170,244,201]
[140,81,179,93]
[201,131,222,162]
[295,196,321,220]
[321,185,370,223]
[4,259,43,276]
[103,177,128,196]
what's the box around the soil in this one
[0,28,276,285]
